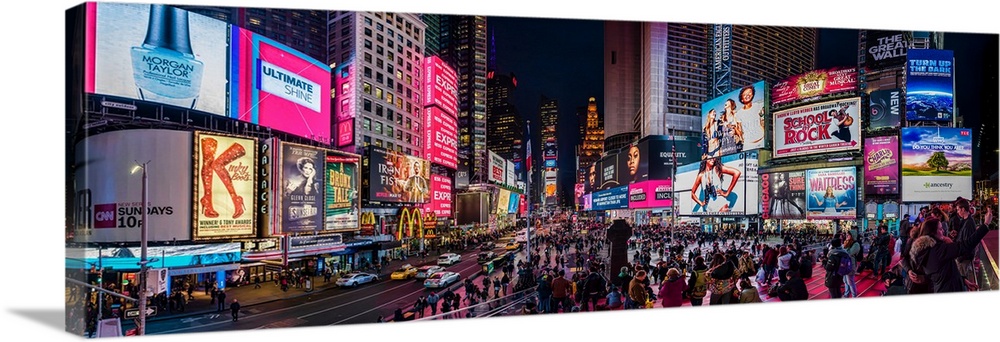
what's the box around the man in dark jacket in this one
[873,226,892,277]
[824,239,848,299]
[951,198,979,287]
[776,270,808,301]
[761,245,779,286]
[229,299,241,322]
[580,267,606,312]
[910,209,992,293]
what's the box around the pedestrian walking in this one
[216,289,227,311]
[229,299,241,322]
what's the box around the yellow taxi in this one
[504,241,521,251]
[390,264,418,280]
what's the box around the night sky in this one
[489,19,998,206]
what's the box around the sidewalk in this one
[145,249,466,323]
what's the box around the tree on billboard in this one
[927,152,949,172]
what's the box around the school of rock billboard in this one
[901,127,973,202]
[325,152,360,231]
[773,97,862,159]
[367,147,430,204]
[864,136,900,195]
[700,81,768,159]
[73,130,194,243]
[193,132,257,240]
[805,166,858,220]
[906,49,955,122]
[770,67,858,107]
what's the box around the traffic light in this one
[88,272,103,285]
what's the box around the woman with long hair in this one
[909,208,992,293]
[706,253,735,305]
[691,156,741,213]
[703,109,721,157]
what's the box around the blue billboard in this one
[591,186,629,211]
[508,192,520,214]
[906,49,954,122]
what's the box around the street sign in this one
[123,306,158,319]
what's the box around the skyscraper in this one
[577,97,605,185]
[180,6,329,64]
[327,12,427,156]
[486,72,523,164]
[430,15,489,188]
[604,22,817,138]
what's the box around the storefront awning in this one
[167,263,242,276]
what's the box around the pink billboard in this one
[426,174,453,217]
[771,67,858,106]
[423,56,459,116]
[334,61,356,147]
[232,27,331,144]
[423,106,459,169]
[628,180,673,209]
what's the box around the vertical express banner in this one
[281,143,325,232]
[805,167,858,219]
[325,153,359,231]
[194,132,256,239]
[864,136,900,195]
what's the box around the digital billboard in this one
[496,189,512,217]
[865,30,908,69]
[574,183,585,208]
[231,27,332,144]
[592,186,629,211]
[906,49,954,122]
[677,151,757,216]
[87,3,229,115]
[771,67,858,106]
[333,61,356,147]
[325,152,360,231]
[805,167,858,220]
[598,153,622,191]
[901,128,972,202]
[194,132,257,240]
[367,147,430,203]
[761,171,807,220]
[280,142,326,232]
[427,174,453,218]
[701,81,768,158]
[73,130,193,243]
[864,136,900,195]
[423,106,459,169]
[868,89,903,130]
[506,160,517,187]
[773,97,862,159]
[488,151,505,184]
[544,170,558,205]
[422,55,459,116]
[628,180,673,209]
[508,191,520,214]
[456,192,488,226]
[645,137,701,181]
[584,160,601,194]
[583,193,593,211]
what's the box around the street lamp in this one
[669,127,678,243]
[131,161,150,336]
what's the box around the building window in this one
[376,23,383,31]
[387,52,395,62]
[376,59,383,69]
[363,99,372,111]
[364,28,372,36]
[376,73,384,84]
[376,46,384,55]
[396,129,403,140]
[364,40,372,49]
[396,114,404,125]
[375,104,383,116]
[363,118,371,131]
[387,40,394,48]
[397,145,404,153]
[363,67,372,78]
[341,39,350,49]
[405,118,412,129]
[387,126,394,137]
[376,34,383,43]
[375,139,383,147]
[375,122,383,134]
[363,135,371,147]
[414,137,419,147]
[387,142,394,151]
[386,93,393,104]
[364,16,372,25]
[363,82,372,94]
[405,133,412,143]
[397,70,404,79]
[364,53,372,63]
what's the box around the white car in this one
[415,265,446,279]
[335,272,378,287]
[437,253,461,265]
[423,271,460,289]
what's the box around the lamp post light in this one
[131,161,150,336]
